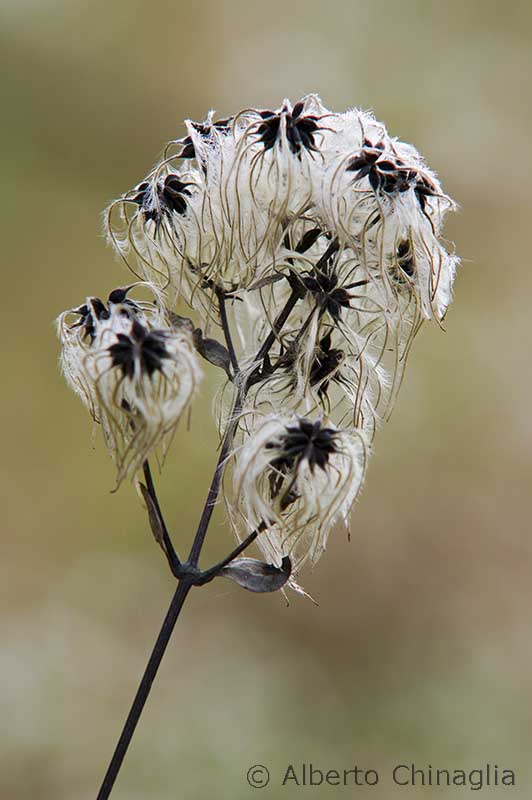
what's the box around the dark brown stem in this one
[187,390,244,567]
[216,286,240,375]
[254,288,300,364]
[142,460,180,567]
[198,522,267,583]
[96,580,192,800]
[188,286,302,565]
[95,288,302,799]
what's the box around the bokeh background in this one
[3,1,532,797]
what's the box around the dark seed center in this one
[109,319,169,379]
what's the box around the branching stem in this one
[95,289,300,800]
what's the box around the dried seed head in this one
[58,94,461,585]
[254,100,322,156]
[230,414,368,575]
[107,97,456,325]
[57,286,201,484]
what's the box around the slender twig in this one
[216,286,240,375]
[187,390,245,566]
[189,286,304,564]
[198,522,267,583]
[201,531,258,577]
[250,238,338,369]
[254,288,300,364]
[95,289,302,800]
[142,461,180,567]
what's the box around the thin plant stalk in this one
[95,289,299,800]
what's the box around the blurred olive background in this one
[2,1,532,798]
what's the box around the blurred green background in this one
[3,1,532,797]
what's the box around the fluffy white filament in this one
[230,415,368,574]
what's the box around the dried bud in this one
[220,556,292,593]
